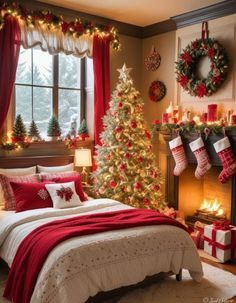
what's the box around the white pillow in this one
[45,181,82,209]
[0,166,36,176]
[37,163,74,173]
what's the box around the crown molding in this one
[171,0,236,29]
[16,0,236,38]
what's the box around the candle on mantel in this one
[166,102,173,115]
[208,104,217,122]
[200,112,208,123]
[231,114,236,125]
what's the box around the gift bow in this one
[213,220,231,231]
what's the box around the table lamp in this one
[74,149,92,185]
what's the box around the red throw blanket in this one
[4,208,188,303]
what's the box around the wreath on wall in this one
[149,80,166,102]
[175,22,229,98]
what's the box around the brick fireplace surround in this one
[163,130,236,225]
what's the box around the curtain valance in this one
[19,20,93,58]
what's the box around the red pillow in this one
[51,175,87,202]
[10,182,54,212]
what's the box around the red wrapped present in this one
[204,220,236,262]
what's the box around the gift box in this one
[204,221,236,262]
[190,221,205,249]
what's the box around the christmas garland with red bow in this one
[175,38,229,98]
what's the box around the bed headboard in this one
[0,155,74,169]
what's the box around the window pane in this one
[15,85,32,129]
[59,89,81,136]
[33,87,53,138]
[59,54,81,89]
[15,48,32,85]
[33,49,53,86]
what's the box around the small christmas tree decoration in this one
[93,64,165,210]
[169,136,188,176]
[213,137,236,183]
[47,116,61,138]
[189,137,211,179]
[78,119,89,141]
[28,120,41,142]
[12,114,27,143]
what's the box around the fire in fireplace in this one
[197,198,226,218]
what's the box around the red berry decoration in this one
[119,163,126,170]
[143,198,150,205]
[115,126,122,133]
[125,152,131,159]
[118,102,123,108]
[131,121,137,128]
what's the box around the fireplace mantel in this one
[159,129,236,225]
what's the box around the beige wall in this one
[110,34,142,91]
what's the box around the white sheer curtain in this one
[19,20,93,58]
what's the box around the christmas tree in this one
[78,119,89,140]
[93,64,165,210]
[12,114,27,143]
[47,116,61,137]
[28,120,41,141]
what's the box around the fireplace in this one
[163,130,236,225]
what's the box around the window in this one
[15,47,84,138]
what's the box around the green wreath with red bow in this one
[176,33,229,98]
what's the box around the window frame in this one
[12,48,86,138]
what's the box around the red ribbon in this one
[201,21,208,41]
[213,220,231,231]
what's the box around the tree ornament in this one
[47,116,61,138]
[12,115,27,143]
[28,120,41,142]
[144,46,161,71]
[175,22,229,98]
[149,80,166,102]
[78,119,89,140]
[92,64,165,210]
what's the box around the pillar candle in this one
[201,113,208,123]
[231,115,236,125]
[208,104,217,122]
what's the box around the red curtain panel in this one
[0,16,21,131]
[92,35,110,146]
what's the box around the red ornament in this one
[145,130,151,139]
[118,92,123,97]
[125,152,131,159]
[134,182,142,190]
[126,141,133,149]
[115,126,122,133]
[153,120,161,125]
[154,185,160,191]
[118,102,123,108]
[139,157,144,163]
[119,163,126,170]
[131,121,137,128]
[61,21,69,33]
[189,120,196,126]
[109,180,117,188]
[195,82,207,98]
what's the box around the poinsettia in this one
[178,75,189,88]
[181,51,192,65]
[195,83,207,98]
[56,186,74,202]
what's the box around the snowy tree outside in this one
[15,47,81,139]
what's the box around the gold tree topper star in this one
[117,63,132,81]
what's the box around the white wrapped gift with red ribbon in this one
[204,221,236,262]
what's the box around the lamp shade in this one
[74,149,92,167]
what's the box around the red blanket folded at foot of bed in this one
[4,208,188,303]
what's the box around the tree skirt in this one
[0,262,235,303]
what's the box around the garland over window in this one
[0,2,120,50]
[175,22,229,98]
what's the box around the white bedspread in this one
[0,199,203,303]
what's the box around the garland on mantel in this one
[0,1,120,50]
[152,120,236,140]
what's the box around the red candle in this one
[231,115,236,125]
[208,104,217,122]
[201,112,208,123]
[162,113,169,123]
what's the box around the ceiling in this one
[38,0,224,26]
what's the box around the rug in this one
[0,262,235,303]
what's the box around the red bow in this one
[213,220,231,231]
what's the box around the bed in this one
[0,198,203,303]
